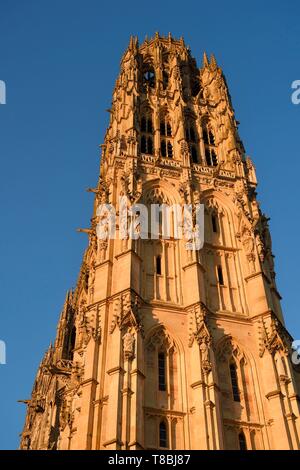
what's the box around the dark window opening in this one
[141,116,146,132]
[163,71,169,90]
[217,265,224,285]
[158,352,166,391]
[209,131,215,145]
[156,256,162,275]
[238,432,247,450]
[230,363,240,402]
[205,148,211,166]
[212,214,218,233]
[69,326,76,360]
[141,135,147,153]
[205,148,218,167]
[167,141,173,158]
[160,120,172,137]
[143,68,155,88]
[185,124,197,143]
[147,137,153,155]
[141,115,154,155]
[203,129,209,145]
[190,127,196,143]
[159,421,168,448]
[191,145,198,163]
[166,123,172,137]
[161,139,173,158]
[211,149,218,166]
[161,140,167,157]
[147,118,153,133]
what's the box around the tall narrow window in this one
[158,352,166,391]
[238,431,247,450]
[230,362,240,402]
[191,145,198,163]
[203,121,218,166]
[185,121,199,163]
[167,141,173,158]
[156,255,162,275]
[160,118,173,158]
[140,114,154,155]
[211,214,218,233]
[159,421,168,448]
[217,265,224,286]
[69,326,76,360]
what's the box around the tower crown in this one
[104,33,244,178]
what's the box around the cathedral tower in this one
[20,34,300,450]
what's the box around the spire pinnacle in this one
[210,53,217,69]
[203,51,209,67]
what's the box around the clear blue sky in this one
[0,0,299,449]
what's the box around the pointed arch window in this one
[238,431,247,450]
[230,362,240,402]
[140,113,154,155]
[159,420,168,448]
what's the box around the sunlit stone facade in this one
[20,34,300,450]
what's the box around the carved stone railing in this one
[192,164,236,180]
[159,157,181,169]
[141,154,155,164]
[56,359,73,370]
[192,164,214,175]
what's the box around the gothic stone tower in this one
[20,33,300,450]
